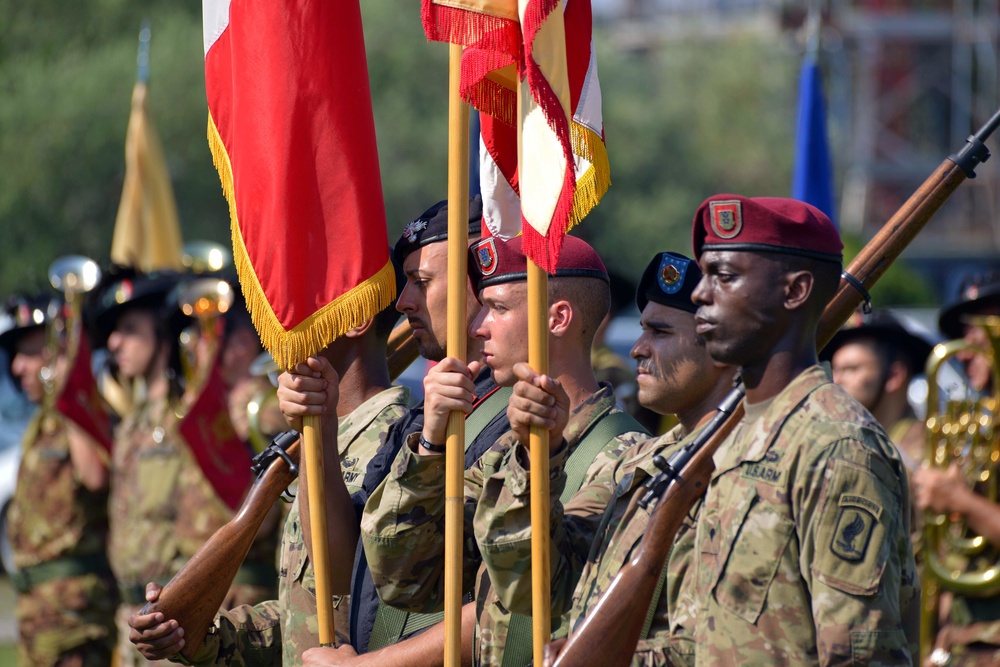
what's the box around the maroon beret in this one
[469,235,609,293]
[692,194,843,263]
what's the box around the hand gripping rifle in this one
[549,108,1000,667]
[139,319,417,660]
[140,430,301,659]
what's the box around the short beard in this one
[418,339,447,363]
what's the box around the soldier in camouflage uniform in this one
[91,269,268,666]
[360,235,649,667]
[822,310,931,470]
[3,294,118,666]
[475,251,736,666]
[127,269,410,666]
[674,195,917,664]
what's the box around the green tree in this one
[0,2,936,308]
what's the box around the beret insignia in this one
[114,279,134,305]
[475,238,498,276]
[657,255,689,295]
[402,219,428,243]
[709,200,743,239]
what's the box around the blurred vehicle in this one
[0,346,33,574]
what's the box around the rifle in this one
[142,430,301,659]
[550,107,1000,667]
[140,319,417,660]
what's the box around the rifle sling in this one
[640,562,668,640]
[367,386,512,651]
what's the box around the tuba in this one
[921,315,1000,660]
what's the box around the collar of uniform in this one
[338,385,411,456]
[562,382,616,445]
[712,364,833,478]
[615,422,687,486]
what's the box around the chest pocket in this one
[280,501,309,584]
[712,491,795,625]
[136,445,182,519]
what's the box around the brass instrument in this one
[921,316,1000,661]
[44,256,102,403]
[246,351,281,453]
[177,240,234,390]
[181,240,232,274]
[176,277,234,395]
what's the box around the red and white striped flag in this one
[423,0,609,272]
[203,0,394,370]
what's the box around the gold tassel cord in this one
[207,113,396,371]
[569,122,611,231]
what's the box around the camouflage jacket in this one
[108,393,232,589]
[678,365,919,666]
[362,385,646,666]
[558,424,701,667]
[183,385,410,667]
[8,410,111,570]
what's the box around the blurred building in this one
[595,0,1000,302]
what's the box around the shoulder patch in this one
[831,505,875,562]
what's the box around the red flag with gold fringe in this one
[203,0,394,370]
[422,0,609,271]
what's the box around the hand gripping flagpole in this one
[444,42,471,667]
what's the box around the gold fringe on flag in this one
[207,113,396,371]
[569,121,611,230]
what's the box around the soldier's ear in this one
[782,270,813,312]
[344,318,375,339]
[548,299,573,338]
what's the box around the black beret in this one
[636,252,702,315]
[90,268,188,348]
[0,293,59,357]
[392,195,483,267]
[820,309,933,376]
[938,272,1000,340]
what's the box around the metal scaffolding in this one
[837,0,1000,256]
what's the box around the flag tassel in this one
[207,114,396,371]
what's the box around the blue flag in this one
[792,57,836,226]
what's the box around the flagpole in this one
[302,416,336,645]
[444,42,470,667]
[528,259,551,665]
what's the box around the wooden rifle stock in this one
[387,319,418,381]
[142,432,301,659]
[551,108,1000,667]
[137,320,420,659]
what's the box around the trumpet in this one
[921,315,1000,660]
[43,256,102,400]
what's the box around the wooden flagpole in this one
[302,416,336,644]
[444,42,470,667]
[528,260,551,664]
